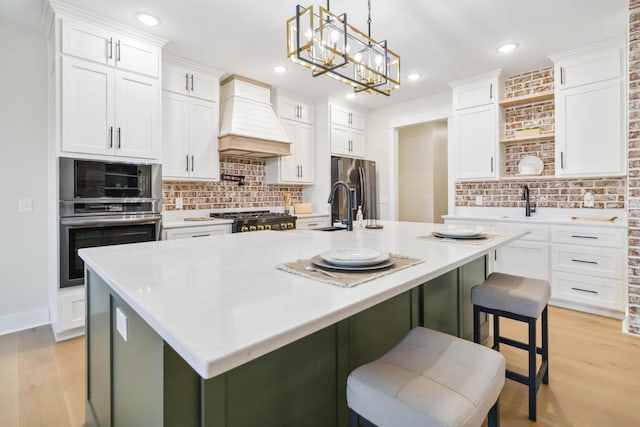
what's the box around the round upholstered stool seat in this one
[347,327,506,427]
[471,272,551,422]
[471,272,550,318]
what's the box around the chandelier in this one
[286,0,400,96]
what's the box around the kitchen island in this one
[79,221,526,427]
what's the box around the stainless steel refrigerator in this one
[330,156,379,225]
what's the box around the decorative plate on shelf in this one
[517,156,543,175]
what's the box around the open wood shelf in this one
[500,133,555,144]
[499,90,554,108]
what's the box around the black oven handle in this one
[61,214,162,227]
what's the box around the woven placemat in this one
[418,233,499,245]
[276,255,424,288]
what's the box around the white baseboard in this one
[0,308,51,336]
[549,298,624,320]
[53,325,85,342]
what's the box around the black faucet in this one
[328,181,355,231]
[522,184,536,217]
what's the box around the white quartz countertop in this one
[79,221,526,379]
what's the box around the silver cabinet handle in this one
[109,126,113,148]
[116,40,121,62]
[560,151,564,169]
[560,67,564,85]
[571,235,598,239]
[186,155,189,172]
[185,73,189,91]
[299,165,302,178]
[108,37,113,59]
[191,234,211,238]
[191,155,194,172]
[571,287,597,294]
[490,156,494,173]
[571,259,598,265]
[191,74,194,92]
[490,83,493,100]
[117,127,121,149]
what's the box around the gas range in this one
[210,210,297,233]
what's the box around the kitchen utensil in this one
[518,156,543,175]
[320,248,389,267]
[311,255,395,271]
[283,193,291,214]
[304,265,340,279]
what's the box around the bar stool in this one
[471,272,550,421]
[346,327,506,427]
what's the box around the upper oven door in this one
[59,157,161,200]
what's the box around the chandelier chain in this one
[367,0,372,37]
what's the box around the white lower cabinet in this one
[58,287,85,332]
[163,223,231,240]
[444,217,625,317]
[296,215,330,230]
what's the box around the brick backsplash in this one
[504,141,555,176]
[456,178,626,209]
[503,67,554,99]
[162,156,303,211]
[628,1,640,335]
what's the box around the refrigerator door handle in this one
[357,166,367,214]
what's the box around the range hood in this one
[218,75,291,158]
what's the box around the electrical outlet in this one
[584,192,594,207]
[176,197,183,209]
[475,195,483,206]
[18,197,33,212]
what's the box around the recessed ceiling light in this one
[136,13,159,26]
[407,73,421,81]
[497,43,519,54]
[345,93,356,99]
[273,65,287,73]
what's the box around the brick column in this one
[628,0,640,335]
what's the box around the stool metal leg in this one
[528,317,537,421]
[473,304,481,344]
[493,313,500,351]
[488,399,500,427]
[542,305,549,385]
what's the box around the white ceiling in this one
[0,0,629,110]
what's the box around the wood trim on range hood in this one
[218,134,291,158]
[218,75,291,158]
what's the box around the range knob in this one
[287,222,294,229]
[257,225,265,231]
[249,225,257,232]
[241,225,249,232]
[264,224,272,230]
[280,223,287,230]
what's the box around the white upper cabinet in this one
[266,90,315,184]
[161,57,223,181]
[551,39,626,177]
[329,103,366,158]
[163,62,219,102]
[61,17,160,77]
[449,70,503,180]
[62,57,159,159]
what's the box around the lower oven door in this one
[60,214,162,288]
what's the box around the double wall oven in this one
[59,158,162,288]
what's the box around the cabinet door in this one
[349,110,365,130]
[455,104,497,180]
[350,129,366,158]
[492,240,549,281]
[114,34,160,78]
[278,96,315,124]
[330,104,351,127]
[62,57,115,156]
[279,120,300,182]
[556,80,623,177]
[453,79,495,110]
[331,124,355,156]
[115,71,159,159]
[190,98,220,180]
[61,18,112,66]
[161,91,190,178]
[163,64,190,96]
[297,122,315,183]
[190,73,218,102]
[556,47,622,90]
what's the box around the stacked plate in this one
[432,229,485,240]
[312,248,395,271]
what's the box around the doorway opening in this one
[398,120,448,223]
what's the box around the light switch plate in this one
[175,197,183,209]
[475,195,483,206]
[584,192,594,208]
[116,307,128,341]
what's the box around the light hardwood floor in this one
[0,306,638,426]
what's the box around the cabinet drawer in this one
[551,226,623,248]
[494,222,549,242]
[551,271,621,311]
[164,224,231,239]
[297,216,330,230]
[60,289,86,331]
[551,244,622,279]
